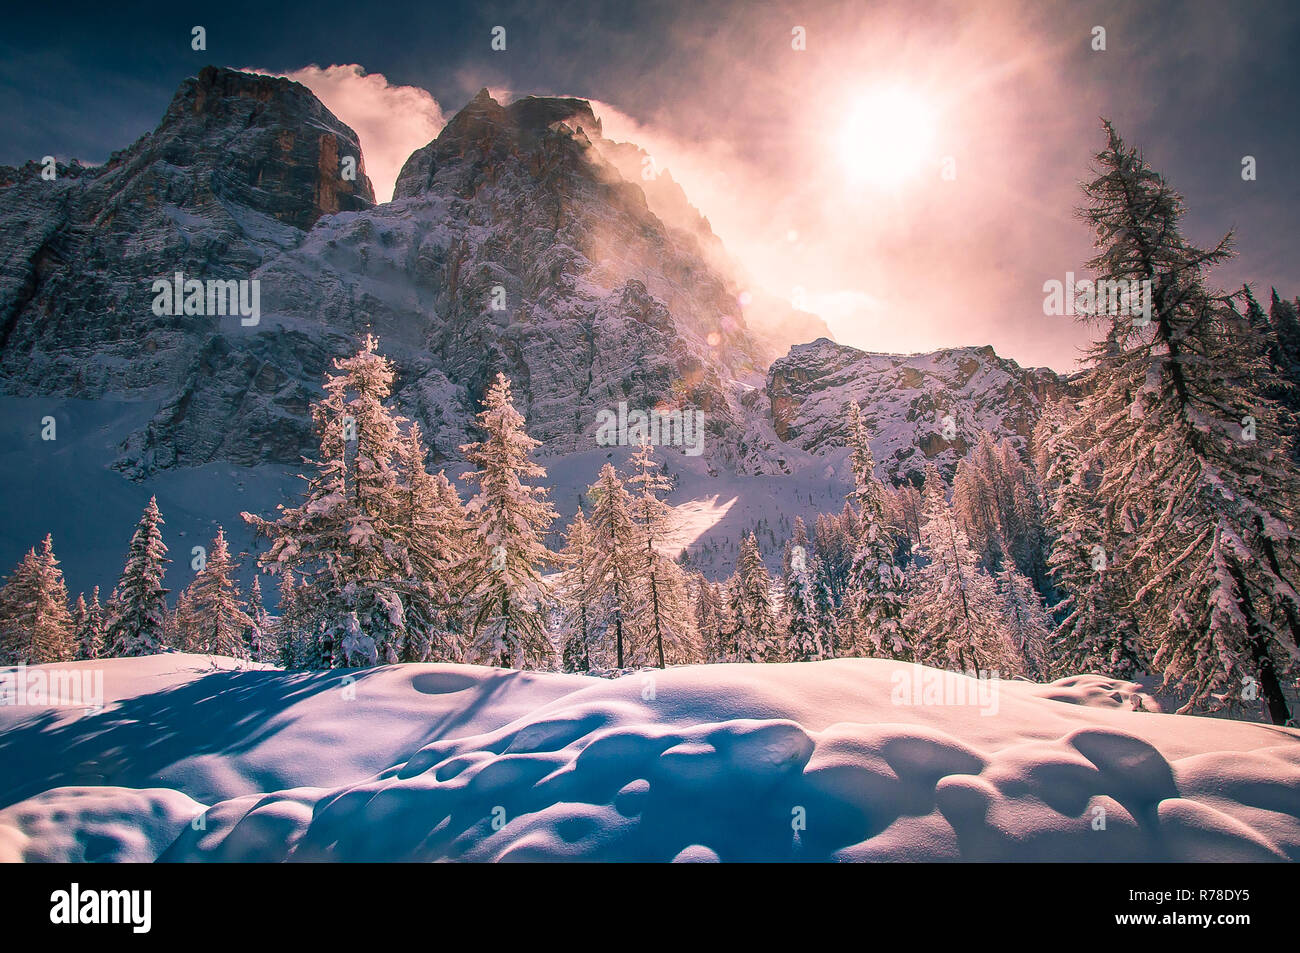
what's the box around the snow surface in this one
[2,654,1297,862]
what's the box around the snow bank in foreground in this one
[1,655,1297,861]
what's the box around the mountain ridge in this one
[0,66,1061,488]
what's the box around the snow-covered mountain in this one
[0,68,781,477]
[0,66,1069,592]
[0,67,377,476]
[0,67,1055,479]
[742,339,1066,482]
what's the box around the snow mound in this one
[2,656,1297,861]
[1025,674,1159,711]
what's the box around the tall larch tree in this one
[844,402,912,660]
[627,438,696,667]
[556,507,595,672]
[905,464,1018,677]
[584,463,643,668]
[459,372,557,669]
[1065,121,1300,721]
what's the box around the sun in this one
[839,88,938,188]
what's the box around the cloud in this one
[268,65,445,203]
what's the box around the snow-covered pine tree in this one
[995,566,1053,678]
[80,586,106,660]
[1038,399,1144,679]
[627,438,696,667]
[168,589,195,653]
[721,574,745,663]
[245,575,271,663]
[810,556,842,657]
[392,421,467,663]
[459,372,557,669]
[185,527,252,659]
[844,402,912,660]
[1066,121,1300,721]
[556,507,594,672]
[693,575,724,662]
[734,532,779,662]
[905,464,1019,677]
[245,337,436,668]
[782,550,824,662]
[583,463,644,668]
[0,536,75,664]
[106,498,170,658]
[276,569,301,668]
[72,594,91,660]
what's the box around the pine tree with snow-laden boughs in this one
[905,464,1019,677]
[106,498,170,658]
[844,402,912,660]
[459,372,557,669]
[1061,122,1300,721]
[185,527,252,658]
[0,535,75,664]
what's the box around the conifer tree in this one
[1064,122,1300,721]
[905,465,1018,677]
[106,498,170,657]
[782,551,825,662]
[810,557,842,657]
[392,422,467,662]
[844,402,912,659]
[170,589,197,653]
[1039,400,1144,678]
[627,438,696,666]
[277,569,301,668]
[556,508,595,672]
[186,527,252,658]
[73,592,99,661]
[995,566,1053,678]
[245,575,271,663]
[734,532,778,662]
[693,576,724,662]
[459,372,557,669]
[584,463,643,668]
[0,536,75,664]
[245,337,441,668]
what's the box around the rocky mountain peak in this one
[394,90,604,199]
[130,64,377,228]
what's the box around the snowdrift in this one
[1,654,1297,862]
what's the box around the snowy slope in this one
[750,339,1066,482]
[2,655,1296,862]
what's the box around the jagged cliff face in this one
[0,67,375,472]
[0,66,1058,484]
[259,87,768,463]
[740,339,1065,482]
[0,71,776,474]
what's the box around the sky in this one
[1,0,1296,372]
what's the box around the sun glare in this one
[840,88,937,188]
